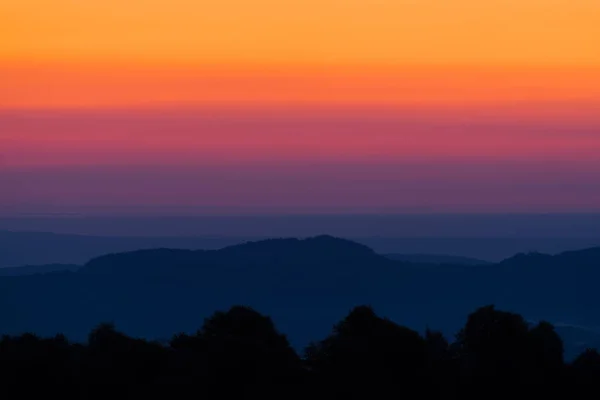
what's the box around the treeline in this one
[2,305,600,399]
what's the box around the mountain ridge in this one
[3,229,600,268]
[2,235,600,360]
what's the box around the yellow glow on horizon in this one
[2,1,599,109]
[2,0,600,66]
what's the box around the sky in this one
[1,0,600,214]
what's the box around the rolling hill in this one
[1,235,600,359]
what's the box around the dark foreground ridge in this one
[1,304,599,399]
[2,235,600,360]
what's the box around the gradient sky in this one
[1,0,600,213]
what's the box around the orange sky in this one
[1,0,600,108]
[2,0,600,212]
[3,0,600,65]
[2,64,600,109]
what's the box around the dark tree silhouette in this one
[455,305,570,399]
[82,321,168,400]
[170,306,303,398]
[305,305,427,398]
[570,347,600,393]
[425,328,459,398]
[528,321,564,371]
[0,304,598,398]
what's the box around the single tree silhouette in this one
[171,306,302,397]
[305,305,427,398]
[571,348,600,387]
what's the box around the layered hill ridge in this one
[81,235,382,276]
[1,235,600,359]
[3,228,600,268]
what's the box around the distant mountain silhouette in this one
[500,251,555,266]
[81,235,380,276]
[385,253,490,266]
[2,235,600,359]
[3,229,599,268]
[0,230,260,268]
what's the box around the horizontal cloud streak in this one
[2,107,600,166]
[3,161,600,213]
[2,107,599,213]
